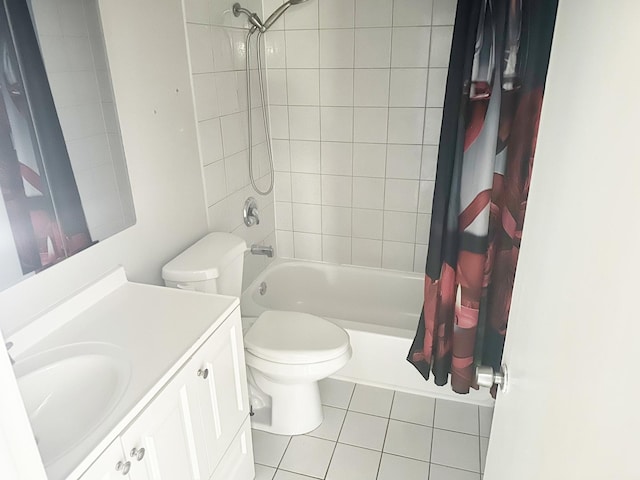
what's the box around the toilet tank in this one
[162,233,247,297]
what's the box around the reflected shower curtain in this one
[408,0,557,394]
[0,1,92,274]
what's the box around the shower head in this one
[262,0,311,31]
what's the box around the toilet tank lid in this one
[162,233,247,283]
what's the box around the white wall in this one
[265,0,456,272]
[183,0,277,290]
[0,0,208,337]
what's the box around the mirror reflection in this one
[0,0,135,291]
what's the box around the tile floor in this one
[252,379,493,480]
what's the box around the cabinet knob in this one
[130,447,145,461]
[115,461,131,475]
[197,368,209,379]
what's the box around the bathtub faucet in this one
[251,244,274,258]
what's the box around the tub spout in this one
[251,244,274,258]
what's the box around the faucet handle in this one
[244,197,260,226]
[249,205,260,225]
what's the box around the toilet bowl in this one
[161,233,352,436]
[244,310,352,435]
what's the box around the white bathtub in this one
[241,259,493,407]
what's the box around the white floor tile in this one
[319,378,355,409]
[480,437,489,473]
[377,453,430,480]
[429,464,481,480]
[434,399,479,435]
[253,430,291,467]
[308,406,347,441]
[255,386,490,480]
[390,391,435,426]
[338,411,389,451]
[479,407,493,438]
[349,384,395,417]
[383,419,432,461]
[279,435,335,478]
[255,464,277,480]
[431,429,480,473]
[274,471,317,480]
[325,443,381,480]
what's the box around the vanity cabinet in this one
[79,309,253,480]
[77,440,130,480]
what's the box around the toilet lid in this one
[244,311,350,365]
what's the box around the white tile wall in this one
[355,28,393,68]
[183,0,276,289]
[319,69,354,106]
[266,0,455,273]
[354,69,390,107]
[355,0,393,28]
[320,30,355,68]
[283,0,318,29]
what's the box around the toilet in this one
[161,232,352,435]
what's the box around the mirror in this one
[0,0,135,291]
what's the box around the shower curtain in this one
[408,0,557,394]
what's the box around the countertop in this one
[9,267,238,480]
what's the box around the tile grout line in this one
[280,16,295,260]
[428,396,438,475]
[374,389,395,479]
[257,384,485,478]
[478,405,483,475]
[320,382,356,479]
[344,380,358,411]
[314,0,324,263]
[319,416,344,479]
[349,0,357,265]
[378,0,396,270]
[430,460,484,476]
[323,393,484,434]
[413,0,437,275]
[318,437,479,473]
[274,434,294,473]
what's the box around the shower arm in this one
[232,3,265,32]
[234,0,309,34]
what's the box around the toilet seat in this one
[244,310,350,365]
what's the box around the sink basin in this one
[14,343,131,466]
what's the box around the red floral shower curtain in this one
[408,0,557,394]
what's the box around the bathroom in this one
[0,0,638,479]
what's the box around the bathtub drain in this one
[258,282,267,295]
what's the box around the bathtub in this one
[241,259,494,407]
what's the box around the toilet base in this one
[248,370,324,435]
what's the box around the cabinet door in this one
[187,310,250,477]
[210,418,254,480]
[79,440,130,480]
[119,366,203,480]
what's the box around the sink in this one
[14,343,131,466]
